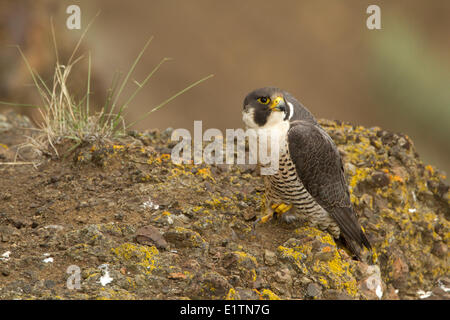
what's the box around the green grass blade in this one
[100,71,122,132]
[109,36,154,116]
[68,11,100,65]
[50,17,60,64]
[13,45,49,107]
[126,74,214,129]
[33,70,52,98]
[120,57,172,112]
[0,101,43,108]
[111,56,171,133]
[86,51,92,120]
[103,71,122,113]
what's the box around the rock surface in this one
[0,112,448,300]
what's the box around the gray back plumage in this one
[287,120,371,257]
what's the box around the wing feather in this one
[287,121,371,255]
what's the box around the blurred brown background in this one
[1,0,449,177]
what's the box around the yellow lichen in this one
[311,250,358,297]
[112,145,125,151]
[259,289,281,300]
[233,251,258,266]
[349,167,371,191]
[196,167,216,182]
[111,243,159,274]
[277,246,308,274]
[225,288,238,300]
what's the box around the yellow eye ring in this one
[257,97,271,105]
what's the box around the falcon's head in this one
[242,87,318,129]
[242,87,294,129]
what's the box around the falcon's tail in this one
[331,207,372,261]
[339,234,370,261]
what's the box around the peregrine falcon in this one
[242,87,371,260]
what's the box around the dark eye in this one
[257,97,270,105]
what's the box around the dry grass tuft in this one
[0,15,213,161]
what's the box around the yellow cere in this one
[269,96,283,110]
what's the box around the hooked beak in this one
[269,96,286,112]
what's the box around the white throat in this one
[242,110,290,154]
[256,121,289,154]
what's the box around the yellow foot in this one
[253,203,293,231]
[252,212,273,231]
[271,203,293,219]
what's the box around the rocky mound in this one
[0,112,448,299]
